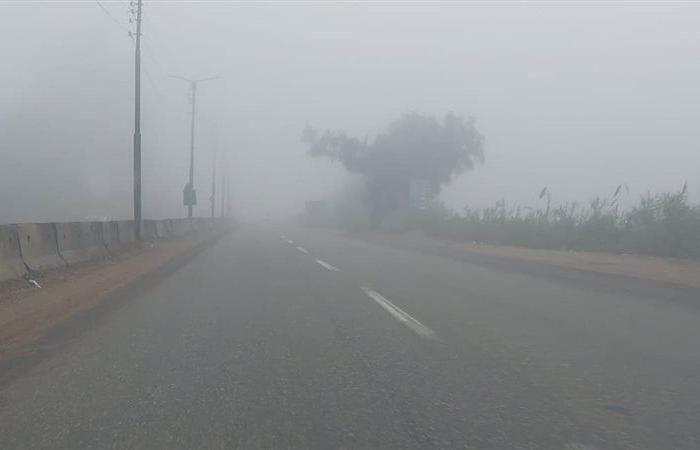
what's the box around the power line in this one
[141,10,185,75]
[142,64,165,100]
[142,39,167,76]
[94,0,131,35]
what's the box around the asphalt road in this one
[1,225,699,449]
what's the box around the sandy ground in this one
[0,233,218,362]
[414,232,700,289]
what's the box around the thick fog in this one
[1,2,699,224]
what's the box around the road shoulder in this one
[0,230,227,370]
[339,230,700,305]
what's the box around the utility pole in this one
[132,0,143,240]
[210,149,216,218]
[220,159,226,218]
[169,75,219,219]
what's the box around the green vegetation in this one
[302,115,699,259]
[413,186,700,259]
[307,182,700,259]
[302,113,484,227]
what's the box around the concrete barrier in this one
[0,225,27,282]
[116,221,136,244]
[55,222,109,264]
[155,220,170,239]
[102,221,121,252]
[191,218,210,231]
[165,219,176,237]
[1,218,228,282]
[16,223,64,272]
[142,220,158,241]
[170,219,190,237]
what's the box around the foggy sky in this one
[1,1,699,223]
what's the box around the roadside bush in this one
[413,189,700,259]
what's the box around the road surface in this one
[1,226,699,449]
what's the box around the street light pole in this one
[220,153,226,218]
[187,81,196,219]
[133,0,143,239]
[210,148,216,218]
[170,75,219,219]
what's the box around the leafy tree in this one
[302,113,484,226]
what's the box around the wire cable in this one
[142,39,167,76]
[94,0,131,35]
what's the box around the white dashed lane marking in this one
[315,259,340,272]
[361,287,437,339]
[283,239,433,339]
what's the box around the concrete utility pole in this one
[169,75,219,219]
[210,149,216,218]
[220,159,226,218]
[132,0,143,240]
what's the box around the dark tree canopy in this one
[302,113,484,225]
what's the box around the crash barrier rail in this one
[0,217,230,282]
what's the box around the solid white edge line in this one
[296,246,309,254]
[315,259,340,272]
[361,287,437,339]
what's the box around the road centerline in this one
[296,246,309,254]
[315,259,340,272]
[360,286,437,339]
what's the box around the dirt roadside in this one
[0,231,226,363]
[403,232,700,289]
[346,230,700,290]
